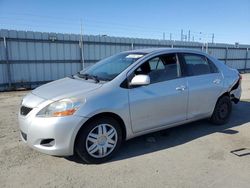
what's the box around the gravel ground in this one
[0,74,250,188]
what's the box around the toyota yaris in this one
[19,48,241,163]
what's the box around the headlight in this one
[36,98,84,117]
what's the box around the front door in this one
[128,53,188,133]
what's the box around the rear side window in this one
[182,54,218,76]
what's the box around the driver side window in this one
[134,53,179,84]
[149,57,165,70]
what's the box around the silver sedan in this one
[19,48,241,163]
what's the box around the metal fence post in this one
[79,39,84,70]
[244,48,249,72]
[80,20,85,69]
[3,37,12,89]
[225,47,228,65]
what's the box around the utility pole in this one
[181,29,183,41]
[188,30,191,42]
[212,33,215,44]
[170,33,172,41]
[80,19,85,69]
[163,32,165,40]
[3,37,11,89]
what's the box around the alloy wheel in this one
[85,124,118,158]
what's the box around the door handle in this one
[213,79,221,84]
[176,85,186,91]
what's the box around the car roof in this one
[125,48,208,56]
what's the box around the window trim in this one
[121,53,184,88]
[178,53,219,77]
[206,57,219,73]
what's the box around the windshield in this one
[78,52,145,81]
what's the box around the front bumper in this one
[19,109,88,156]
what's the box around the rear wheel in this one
[210,95,232,125]
[75,117,122,164]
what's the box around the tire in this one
[210,95,232,125]
[75,116,123,164]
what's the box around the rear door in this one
[178,53,223,119]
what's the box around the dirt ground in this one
[0,74,250,188]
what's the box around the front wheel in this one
[75,117,123,164]
[210,95,232,125]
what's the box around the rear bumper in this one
[230,81,241,103]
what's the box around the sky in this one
[0,0,250,44]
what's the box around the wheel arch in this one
[210,91,232,125]
[74,112,127,151]
[218,91,230,100]
[210,91,230,113]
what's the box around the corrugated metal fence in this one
[0,29,250,91]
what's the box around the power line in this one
[0,12,215,38]
[0,13,240,43]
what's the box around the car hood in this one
[32,77,102,101]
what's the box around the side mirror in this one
[130,75,150,86]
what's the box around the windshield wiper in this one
[77,73,100,83]
[90,75,100,83]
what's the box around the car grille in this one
[20,106,33,116]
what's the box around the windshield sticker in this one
[126,54,144,59]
